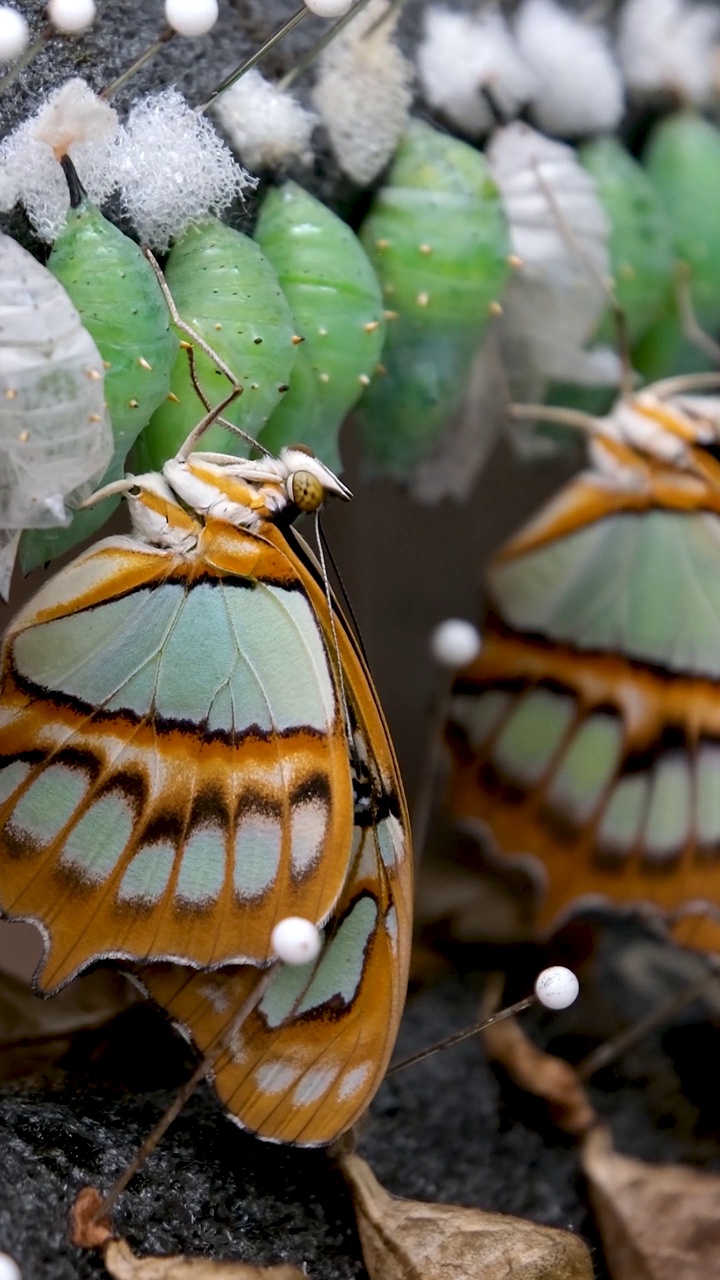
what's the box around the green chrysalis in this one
[635,110,720,381]
[355,120,511,477]
[20,159,178,572]
[136,216,298,471]
[579,136,675,349]
[254,182,386,472]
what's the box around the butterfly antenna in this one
[386,966,579,1077]
[317,518,370,664]
[93,964,278,1224]
[314,513,354,745]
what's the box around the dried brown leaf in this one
[342,1152,593,1280]
[102,1240,304,1280]
[582,1125,720,1280]
[482,1013,597,1136]
[71,1186,113,1250]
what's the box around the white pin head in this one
[534,966,579,1010]
[430,619,482,669]
[304,0,355,15]
[0,1254,22,1280]
[47,0,96,34]
[165,0,219,36]
[271,917,322,966]
[0,6,28,62]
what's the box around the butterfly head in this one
[162,445,351,531]
[280,446,352,512]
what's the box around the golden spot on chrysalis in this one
[319,372,330,383]
[375,238,390,250]
[507,254,524,269]
[4,388,18,400]
[167,392,181,404]
[363,320,380,333]
[488,300,503,316]
[358,374,371,386]
[416,292,429,307]
[418,243,432,255]
[128,399,139,409]
[291,334,304,345]
[384,310,398,322]
[86,368,102,381]
[137,356,153,371]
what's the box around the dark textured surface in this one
[2,921,720,1278]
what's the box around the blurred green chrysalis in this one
[355,120,510,477]
[20,157,178,573]
[579,136,675,349]
[635,110,720,381]
[136,217,297,471]
[254,182,386,472]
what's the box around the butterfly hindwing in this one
[0,520,355,990]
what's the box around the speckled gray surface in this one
[2,920,720,1279]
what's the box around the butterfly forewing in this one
[0,518,356,990]
[448,434,720,952]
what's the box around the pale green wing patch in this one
[11,578,336,733]
[489,511,720,678]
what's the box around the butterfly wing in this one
[140,521,412,1146]
[0,521,356,990]
[448,462,720,952]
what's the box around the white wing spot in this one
[292,1065,339,1106]
[255,1061,300,1095]
[337,1062,372,1102]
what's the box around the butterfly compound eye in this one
[289,469,326,512]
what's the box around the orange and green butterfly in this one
[0,424,412,1146]
[447,374,720,956]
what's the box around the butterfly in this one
[447,375,720,955]
[0,442,412,1146]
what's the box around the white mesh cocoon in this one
[417,7,536,137]
[0,234,113,539]
[212,70,317,171]
[488,123,618,388]
[515,0,624,136]
[118,89,256,249]
[618,0,720,105]
[312,0,414,185]
[0,79,120,241]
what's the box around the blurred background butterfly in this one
[446,380,720,955]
